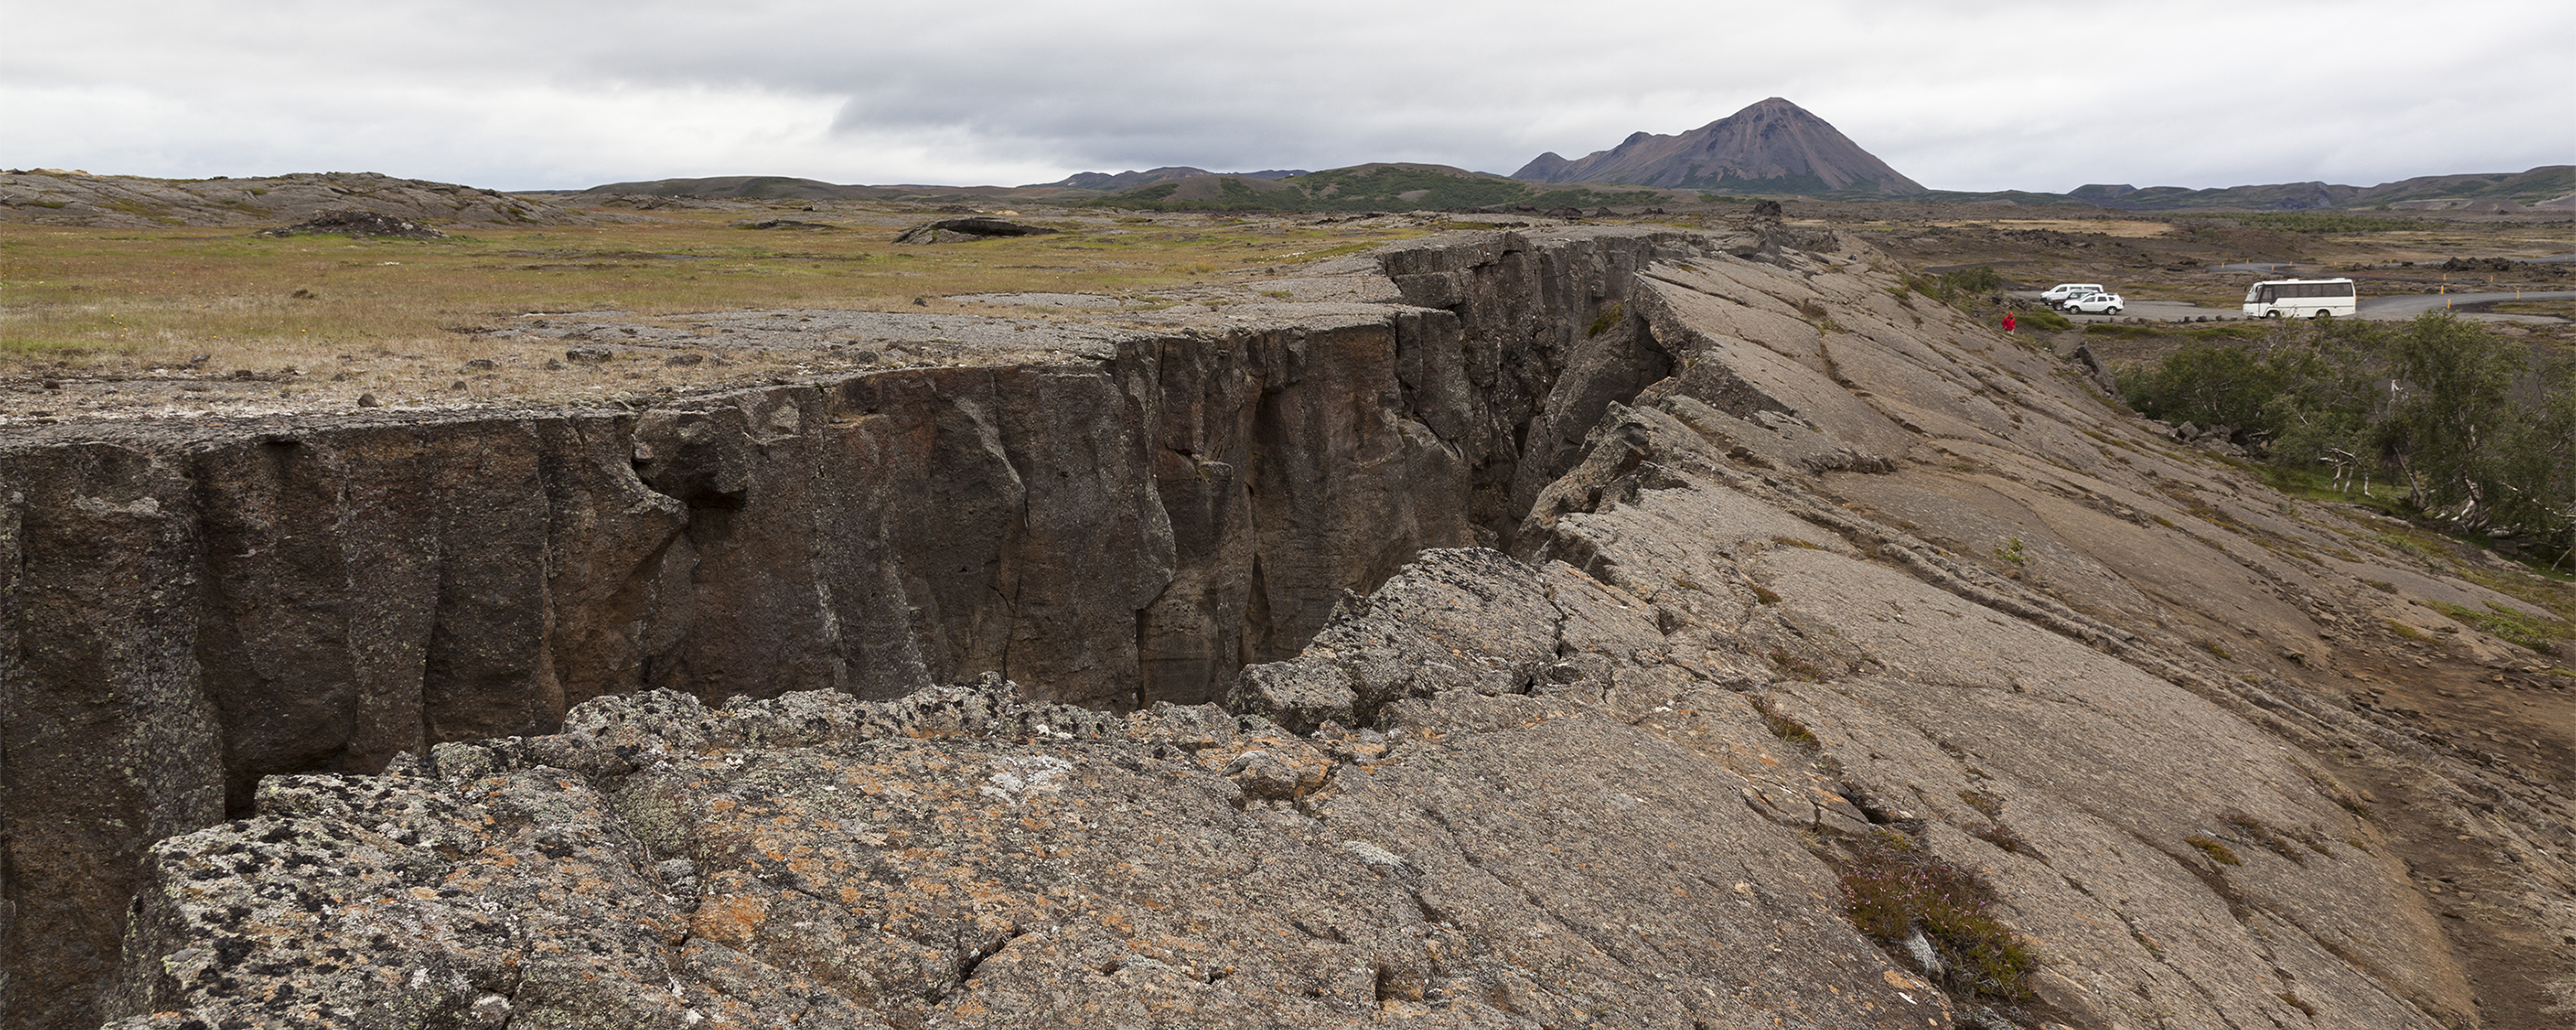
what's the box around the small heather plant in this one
[1836,831,2039,1001]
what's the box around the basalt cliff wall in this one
[1,229,1695,1030]
[7,225,2574,1030]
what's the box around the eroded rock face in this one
[2,230,1740,1028]
[14,224,2576,1029]
[102,670,1962,1030]
[88,538,2472,1030]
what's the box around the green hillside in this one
[2362,166,2574,207]
[1088,163,1669,212]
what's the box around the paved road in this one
[2009,293,2254,324]
[2008,291,2572,325]
[2357,291,2576,319]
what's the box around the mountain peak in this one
[1512,97,1923,195]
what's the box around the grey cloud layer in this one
[3,0,2568,191]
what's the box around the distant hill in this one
[571,158,2573,216]
[1513,97,1925,196]
[580,176,870,199]
[1023,167,1308,191]
[1086,163,1673,213]
[574,169,1316,201]
[575,176,902,201]
[571,175,1111,202]
[2066,166,2574,212]
[0,169,590,229]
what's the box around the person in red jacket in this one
[2001,312,2017,333]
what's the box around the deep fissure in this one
[0,228,1708,1028]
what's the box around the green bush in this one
[2017,309,2072,331]
[1939,266,2005,297]
[1838,832,2039,1000]
[2186,834,2243,866]
[2083,322,2266,342]
[1748,696,1818,747]
[2115,338,2333,432]
[1587,302,1625,338]
[2430,600,2575,652]
[2114,313,2575,562]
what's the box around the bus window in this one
[2259,287,2276,303]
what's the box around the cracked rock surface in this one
[106,666,1962,1029]
[15,224,2574,1029]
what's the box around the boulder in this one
[260,209,445,239]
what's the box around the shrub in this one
[1749,696,1819,747]
[2115,314,2574,562]
[2429,600,2575,652]
[2186,834,2242,866]
[1588,302,1625,338]
[1939,266,2005,297]
[2017,308,2071,331]
[1838,832,2039,1000]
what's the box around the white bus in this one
[2243,277,2356,319]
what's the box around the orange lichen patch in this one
[692,891,771,950]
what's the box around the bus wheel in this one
[2313,309,2331,319]
[2266,310,2282,319]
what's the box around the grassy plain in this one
[0,205,1434,376]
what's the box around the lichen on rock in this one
[12,223,2566,1028]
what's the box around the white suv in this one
[2040,283,2105,308]
[2066,292,2124,315]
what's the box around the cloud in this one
[2,0,2566,191]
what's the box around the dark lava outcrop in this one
[892,218,1060,243]
[261,210,448,239]
[5,224,2572,1029]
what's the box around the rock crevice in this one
[7,224,2570,1030]
[2,229,1722,1028]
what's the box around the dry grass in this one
[2486,300,2576,318]
[1930,219,2176,238]
[0,204,1431,377]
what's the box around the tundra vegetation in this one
[8,203,2575,1030]
[2115,314,2576,566]
[0,206,1435,373]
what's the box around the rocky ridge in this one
[4,222,2571,1029]
[0,171,593,229]
[3,225,1723,1029]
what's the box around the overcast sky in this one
[6,0,2569,194]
